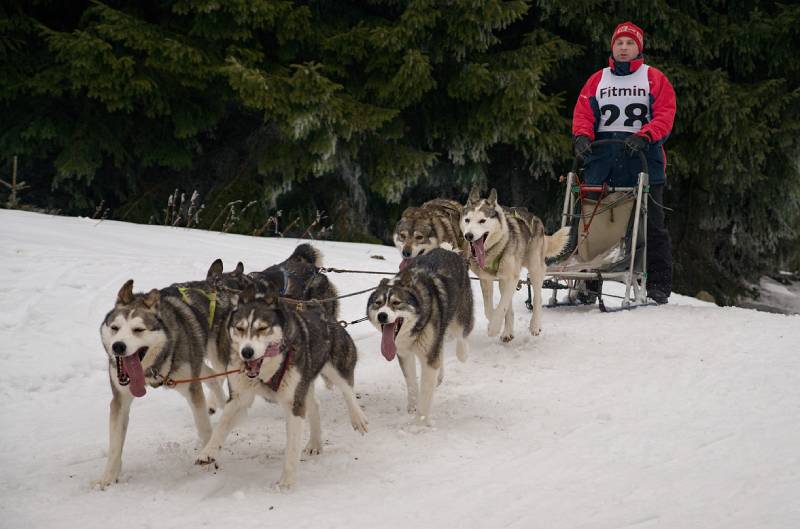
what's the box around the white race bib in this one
[596,64,651,133]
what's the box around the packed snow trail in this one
[1,210,798,529]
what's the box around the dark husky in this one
[366,248,473,426]
[95,267,233,489]
[207,243,339,319]
[195,284,368,491]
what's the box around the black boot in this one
[577,280,600,305]
[647,284,670,305]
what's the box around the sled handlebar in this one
[571,139,648,176]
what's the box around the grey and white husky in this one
[366,248,473,426]
[393,199,469,268]
[95,267,233,489]
[461,186,573,342]
[195,285,368,491]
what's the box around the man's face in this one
[612,37,639,62]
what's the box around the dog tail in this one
[291,243,324,268]
[544,226,576,266]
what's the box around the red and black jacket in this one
[573,57,676,143]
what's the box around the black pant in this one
[647,184,672,292]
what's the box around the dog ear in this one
[234,262,244,275]
[467,185,481,204]
[379,277,391,286]
[117,279,135,305]
[206,258,223,280]
[397,270,415,287]
[487,188,498,205]
[240,284,256,304]
[142,288,160,309]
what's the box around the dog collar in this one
[264,343,292,392]
[483,254,503,275]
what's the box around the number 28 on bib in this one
[596,64,651,134]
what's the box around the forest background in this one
[2,0,798,303]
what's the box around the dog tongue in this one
[122,355,146,397]
[380,322,397,361]
[472,238,486,269]
[399,258,412,271]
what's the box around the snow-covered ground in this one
[1,209,799,529]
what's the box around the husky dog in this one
[208,244,339,320]
[393,199,469,268]
[195,285,368,491]
[461,187,573,342]
[366,248,473,426]
[95,267,233,489]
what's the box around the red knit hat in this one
[610,22,644,52]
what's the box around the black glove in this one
[624,134,648,153]
[574,136,592,158]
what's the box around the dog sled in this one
[530,139,656,312]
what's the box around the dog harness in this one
[479,208,533,275]
[278,266,321,296]
[176,286,217,326]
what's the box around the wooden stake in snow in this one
[1,156,29,208]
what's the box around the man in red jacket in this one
[572,22,676,304]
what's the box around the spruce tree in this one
[1,0,797,302]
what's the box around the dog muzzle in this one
[244,342,282,379]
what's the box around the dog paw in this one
[404,416,434,433]
[501,333,514,343]
[195,454,218,469]
[406,401,417,415]
[272,478,294,493]
[529,326,541,337]
[92,475,117,491]
[415,413,432,427]
[303,442,322,456]
[351,409,369,434]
